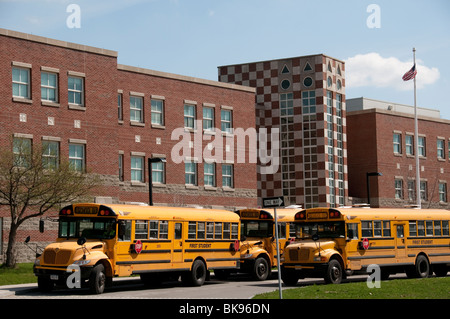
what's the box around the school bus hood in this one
[40,240,105,266]
[288,239,336,250]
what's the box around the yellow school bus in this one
[234,208,298,280]
[33,203,240,294]
[281,207,450,285]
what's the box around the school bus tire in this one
[415,254,431,278]
[182,259,207,286]
[89,264,106,294]
[253,256,270,281]
[324,259,343,284]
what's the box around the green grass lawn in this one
[0,263,37,286]
[254,277,450,299]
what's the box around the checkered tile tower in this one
[218,54,348,208]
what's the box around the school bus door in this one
[173,222,183,263]
[394,222,407,260]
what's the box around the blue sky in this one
[1,0,449,119]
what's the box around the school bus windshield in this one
[295,221,345,239]
[59,217,116,240]
[241,221,272,239]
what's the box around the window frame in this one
[12,66,31,99]
[68,76,84,106]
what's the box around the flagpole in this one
[413,47,421,209]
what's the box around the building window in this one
[118,93,123,121]
[204,162,216,187]
[420,181,428,201]
[12,67,30,99]
[41,72,58,102]
[131,156,144,182]
[406,135,414,156]
[151,99,164,125]
[437,139,445,159]
[327,76,332,88]
[42,141,59,169]
[439,183,447,202]
[395,179,403,199]
[221,109,232,133]
[280,93,294,116]
[69,143,85,172]
[184,104,196,129]
[408,180,415,201]
[68,76,84,105]
[222,164,233,188]
[302,90,316,114]
[203,107,214,131]
[13,137,32,167]
[119,154,124,182]
[130,96,143,123]
[280,79,291,90]
[185,161,197,185]
[393,133,402,154]
[418,136,426,157]
[303,77,313,87]
[151,161,165,184]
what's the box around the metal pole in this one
[274,207,282,299]
[413,48,421,209]
[148,158,153,206]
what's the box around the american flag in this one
[402,64,417,81]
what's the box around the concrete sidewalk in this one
[0,283,37,298]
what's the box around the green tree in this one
[0,138,99,268]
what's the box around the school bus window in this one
[361,221,373,237]
[223,223,231,239]
[188,222,196,239]
[231,223,239,239]
[135,220,148,239]
[397,225,404,238]
[417,221,425,236]
[383,221,391,237]
[149,221,158,239]
[159,221,168,239]
[347,223,359,240]
[118,220,132,241]
[278,223,287,239]
[197,222,205,239]
[174,223,182,239]
[373,221,382,237]
[215,223,222,239]
[59,219,76,238]
[434,221,441,236]
[409,221,417,236]
[289,222,296,238]
[426,221,433,236]
[206,222,214,239]
[442,221,449,236]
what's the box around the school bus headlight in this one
[313,256,327,262]
[34,258,40,266]
[72,259,91,266]
[242,254,253,259]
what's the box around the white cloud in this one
[344,52,440,90]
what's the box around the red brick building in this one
[347,97,450,209]
[0,29,257,261]
[218,55,348,208]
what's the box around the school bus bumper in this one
[34,265,94,282]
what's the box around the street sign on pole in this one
[263,196,284,299]
[262,196,285,208]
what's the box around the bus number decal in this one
[307,212,327,219]
[74,206,98,215]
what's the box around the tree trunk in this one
[4,222,19,268]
